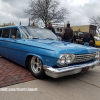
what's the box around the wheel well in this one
[25,55,43,68]
[25,55,32,68]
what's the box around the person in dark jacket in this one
[83,34,90,46]
[47,21,55,34]
[89,34,95,47]
[72,33,77,43]
[61,21,73,42]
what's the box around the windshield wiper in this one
[32,37,40,39]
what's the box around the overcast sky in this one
[0,0,100,27]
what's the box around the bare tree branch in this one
[90,16,100,34]
[25,0,69,27]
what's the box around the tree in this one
[1,23,15,27]
[31,22,38,27]
[25,0,68,27]
[90,16,100,34]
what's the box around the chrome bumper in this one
[43,60,100,78]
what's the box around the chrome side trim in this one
[43,60,99,78]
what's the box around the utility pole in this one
[28,18,30,26]
[19,21,21,26]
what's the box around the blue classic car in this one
[0,26,99,78]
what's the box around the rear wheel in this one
[29,56,46,79]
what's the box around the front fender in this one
[25,53,58,67]
[26,53,43,63]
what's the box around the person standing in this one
[72,33,77,43]
[61,21,73,42]
[47,21,55,34]
[89,34,95,47]
[83,34,90,46]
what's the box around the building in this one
[54,25,97,36]
[71,25,97,36]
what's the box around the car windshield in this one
[19,26,57,40]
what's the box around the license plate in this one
[81,67,89,73]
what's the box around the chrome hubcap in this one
[31,56,42,74]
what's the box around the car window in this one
[10,29,20,39]
[2,29,10,38]
[0,30,2,37]
[19,26,57,40]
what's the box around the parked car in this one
[78,32,85,39]
[0,26,99,78]
[55,33,61,37]
[94,36,100,47]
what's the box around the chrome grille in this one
[73,53,96,63]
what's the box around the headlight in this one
[66,54,75,64]
[57,55,66,65]
[57,53,75,66]
[95,51,100,58]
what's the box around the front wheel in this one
[29,56,46,79]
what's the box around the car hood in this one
[25,39,99,55]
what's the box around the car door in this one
[0,28,11,57]
[5,28,21,63]
[0,29,5,56]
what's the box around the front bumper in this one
[43,59,100,78]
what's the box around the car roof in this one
[0,26,43,29]
[0,26,20,29]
